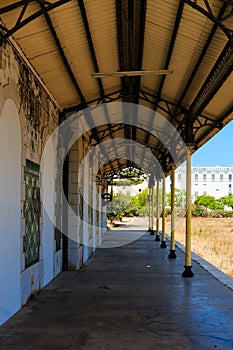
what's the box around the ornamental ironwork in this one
[24,160,40,268]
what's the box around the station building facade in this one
[0,40,106,326]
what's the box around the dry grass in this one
[167,217,233,278]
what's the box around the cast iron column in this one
[160,176,167,248]
[148,175,155,235]
[182,148,194,277]
[151,185,155,235]
[155,179,160,241]
[168,166,176,258]
[148,186,151,232]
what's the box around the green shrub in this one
[191,205,209,217]
[191,203,233,218]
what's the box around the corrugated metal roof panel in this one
[204,74,233,117]
[162,3,215,104]
[141,0,179,93]
[42,67,80,107]
[49,1,99,104]
[84,0,121,95]
[183,29,229,108]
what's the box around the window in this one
[212,174,215,181]
[203,191,207,196]
[220,174,224,181]
[195,174,198,181]
[229,174,232,181]
[194,191,198,198]
[203,174,207,181]
[229,184,232,189]
[178,174,182,181]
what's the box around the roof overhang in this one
[0,0,232,177]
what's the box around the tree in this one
[166,189,186,208]
[137,188,149,208]
[218,195,233,209]
[107,192,131,219]
[194,195,223,210]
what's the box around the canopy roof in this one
[0,0,232,176]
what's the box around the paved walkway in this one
[0,217,233,349]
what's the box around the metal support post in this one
[182,148,194,277]
[155,179,160,241]
[110,183,113,225]
[168,166,176,259]
[160,176,167,248]
[148,175,155,235]
[148,187,151,232]
[150,185,155,235]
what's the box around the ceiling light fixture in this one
[91,70,173,78]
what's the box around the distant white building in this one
[113,180,148,196]
[113,166,233,201]
[167,166,233,200]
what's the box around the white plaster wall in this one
[0,99,21,325]
[21,263,40,305]
[103,205,107,234]
[67,239,83,269]
[40,139,55,287]
[53,250,62,277]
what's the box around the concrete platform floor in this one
[1,217,233,349]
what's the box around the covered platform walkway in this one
[0,218,233,350]
[1,0,233,326]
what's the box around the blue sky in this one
[192,121,233,166]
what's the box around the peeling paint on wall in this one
[0,41,59,162]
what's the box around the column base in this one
[182,265,194,278]
[155,235,160,241]
[168,249,176,259]
[160,241,167,248]
[149,229,155,235]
